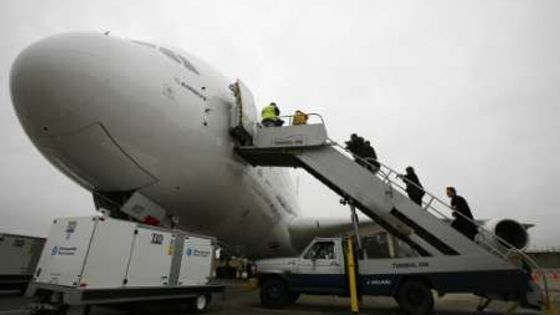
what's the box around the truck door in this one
[295,240,345,293]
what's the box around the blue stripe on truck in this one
[283,268,531,302]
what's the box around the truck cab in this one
[256,237,349,307]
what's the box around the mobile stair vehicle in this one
[26,216,223,315]
[228,80,549,314]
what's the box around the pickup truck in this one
[255,236,540,315]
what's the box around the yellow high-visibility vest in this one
[261,105,277,120]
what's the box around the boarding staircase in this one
[234,117,519,259]
[227,80,550,310]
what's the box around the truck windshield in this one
[303,241,335,260]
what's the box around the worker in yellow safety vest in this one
[292,110,309,126]
[261,102,283,127]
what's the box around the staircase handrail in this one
[276,113,325,126]
[326,138,545,269]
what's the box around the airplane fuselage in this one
[10,33,300,258]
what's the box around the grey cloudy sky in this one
[1,0,559,248]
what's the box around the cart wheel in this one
[396,280,434,315]
[260,278,289,309]
[54,305,68,315]
[187,294,211,313]
[63,305,91,315]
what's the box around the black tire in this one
[187,294,211,313]
[55,305,68,315]
[260,278,290,309]
[396,280,434,315]
[60,305,91,315]
[288,292,300,304]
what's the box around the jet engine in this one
[479,219,530,250]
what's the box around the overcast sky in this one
[0,0,559,248]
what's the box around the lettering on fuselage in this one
[163,84,176,101]
[174,78,207,101]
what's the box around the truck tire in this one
[260,278,290,309]
[288,292,300,304]
[187,294,211,313]
[396,280,434,315]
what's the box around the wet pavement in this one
[0,281,556,315]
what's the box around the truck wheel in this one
[396,280,434,315]
[187,294,211,313]
[260,278,289,309]
[288,292,300,304]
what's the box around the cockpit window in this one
[178,54,200,75]
[131,40,156,49]
[159,47,182,64]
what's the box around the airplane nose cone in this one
[10,33,106,137]
[9,33,159,191]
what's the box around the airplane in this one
[9,32,530,258]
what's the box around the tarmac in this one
[0,281,558,315]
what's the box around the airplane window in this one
[159,47,182,64]
[303,241,335,260]
[178,54,200,75]
[131,40,156,49]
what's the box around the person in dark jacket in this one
[398,166,425,206]
[363,140,380,173]
[345,134,364,155]
[345,134,380,174]
[446,186,478,240]
[346,134,366,166]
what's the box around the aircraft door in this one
[229,79,258,144]
[204,96,230,132]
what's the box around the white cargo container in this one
[125,227,175,287]
[33,216,216,289]
[28,216,223,314]
[179,236,214,286]
[0,233,45,290]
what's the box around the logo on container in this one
[65,221,77,240]
[186,248,210,257]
